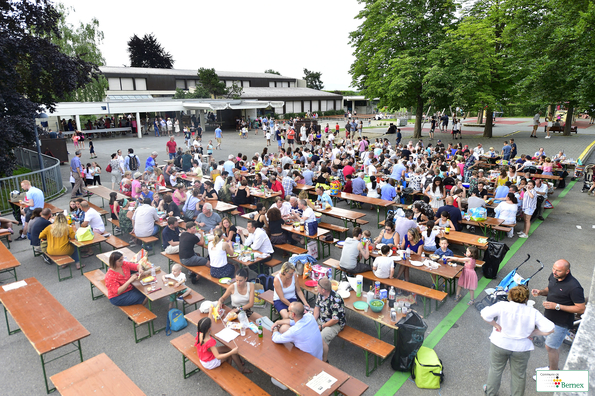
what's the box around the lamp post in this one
[34,113,49,193]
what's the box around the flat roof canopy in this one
[47,99,284,117]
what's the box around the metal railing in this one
[0,148,65,214]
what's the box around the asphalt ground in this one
[0,118,593,395]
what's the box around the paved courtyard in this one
[1,117,593,395]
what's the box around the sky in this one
[58,0,365,90]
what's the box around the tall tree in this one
[51,4,108,102]
[350,0,458,138]
[264,69,281,75]
[127,33,174,69]
[303,69,324,90]
[0,0,97,175]
[195,68,243,99]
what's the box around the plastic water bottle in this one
[150,266,156,278]
[238,308,249,328]
[235,233,241,247]
[327,268,332,280]
[406,247,411,259]
[421,251,426,260]
[388,286,396,307]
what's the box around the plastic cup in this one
[240,325,246,336]
[363,303,369,313]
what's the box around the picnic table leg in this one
[3,305,20,335]
[376,207,381,229]
[40,353,55,394]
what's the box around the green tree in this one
[51,4,108,102]
[0,0,97,175]
[128,33,174,69]
[195,68,243,99]
[350,0,458,138]
[172,87,210,99]
[264,69,281,75]
[303,69,324,90]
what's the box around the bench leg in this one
[134,320,153,343]
[89,282,104,301]
[182,355,201,379]
[57,263,73,282]
[3,305,21,335]
[422,296,431,318]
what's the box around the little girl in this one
[437,211,455,229]
[450,246,479,305]
[163,264,191,309]
[266,128,271,146]
[207,140,214,158]
[92,162,101,185]
[84,163,95,186]
[72,134,79,149]
[422,220,440,252]
[195,317,250,373]
[89,139,96,158]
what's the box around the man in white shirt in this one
[214,171,227,192]
[132,198,160,240]
[474,143,484,159]
[242,220,274,265]
[290,199,315,223]
[272,302,323,361]
[270,197,292,218]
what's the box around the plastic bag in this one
[391,311,428,371]
[469,207,487,222]
[75,226,94,241]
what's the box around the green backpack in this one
[411,346,444,389]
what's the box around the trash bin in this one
[391,311,428,371]
[482,240,510,279]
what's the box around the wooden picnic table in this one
[185,307,351,396]
[50,353,146,396]
[96,247,137,272]
[11,200,64,215]
[441,229,488,251]
[71,232,107,267]
[315,206,367,228]
[282,223,329,252]
[459,217,505,236]
[296,277,403,342]
[86,185,127,207]
[0,277,90,393]
[210,200,237,213]
[334,192,394,227]
[293,184,315,192]
[0,243,20,283]
[529,173,561,181]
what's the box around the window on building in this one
[282,82,289,88]
[225,80,233,88]
[303,101,311,112]
[176,80,186,89]
[321,100,327,111]
[108,78,121,91]
[187,80,196,89]
[335,100,341,111]
[285,101,294,113]
[135,78,147,91]
[269,81,275,88]
[312,101,319,111]
[242,80,250,87]
[290,82,295,88]
[293,101,302,112]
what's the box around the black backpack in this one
[128,155,139,171]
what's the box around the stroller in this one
[475,255,544,311]
[580,163,595,192]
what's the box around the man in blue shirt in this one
[315,186,334,208]
[381,179,397,201]
[494,181,511,201]
[390,160,406,184]
[302,164,314,186]
[20,179,45,239]
[125,148,140,172]
[214,125,222,149]
[352,173,366,196]
[223,155,235,175]
[501,141,512,161]
[145,151,158,170]
[272,302,323,361]
[70,150,87,198]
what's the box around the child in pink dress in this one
[449,246,479,305]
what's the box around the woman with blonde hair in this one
[120,170,132,197]
[39,213,82,270]
[155,167,166,187]
[208,228,236,279]
[272,262,310,319]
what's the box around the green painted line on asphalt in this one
[375,180,576,396]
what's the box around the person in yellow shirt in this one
[39,213,81,270]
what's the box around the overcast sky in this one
[58,0,364,90]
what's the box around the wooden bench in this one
[337,325,395,377]
[107,218,120,235]
[273,243,307,256]
[324,258,447,317]
[45,254,76,281]
[229,209,242,225]
[161,252,226,295]
[549,125,578,134]
[338,377,369,396]
[129,231,159,256]
[175,291,205,314]
[318,222,349,239]
[239,203,257,211]
[83,269,155,343]
[104,235,130,251]
[170,333,269,395]
[318,236,339,259]
[355,219,369,226]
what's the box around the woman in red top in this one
[195,317,251,372]
[104,251,150,306]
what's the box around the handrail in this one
[0,148,64,214]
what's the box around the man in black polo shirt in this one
[531,260,585,372]
[178,221,209,283]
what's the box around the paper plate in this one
[353,301,368,311]
[218,277,231,284]
[336,241,345,246]
[410,261,424,267]
[376,243,385,249]
[339,290,351,299]
[305,280,318,287]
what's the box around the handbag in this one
[75,226,94,242]
[106,163,112,172]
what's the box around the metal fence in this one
[0,148,65,214]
